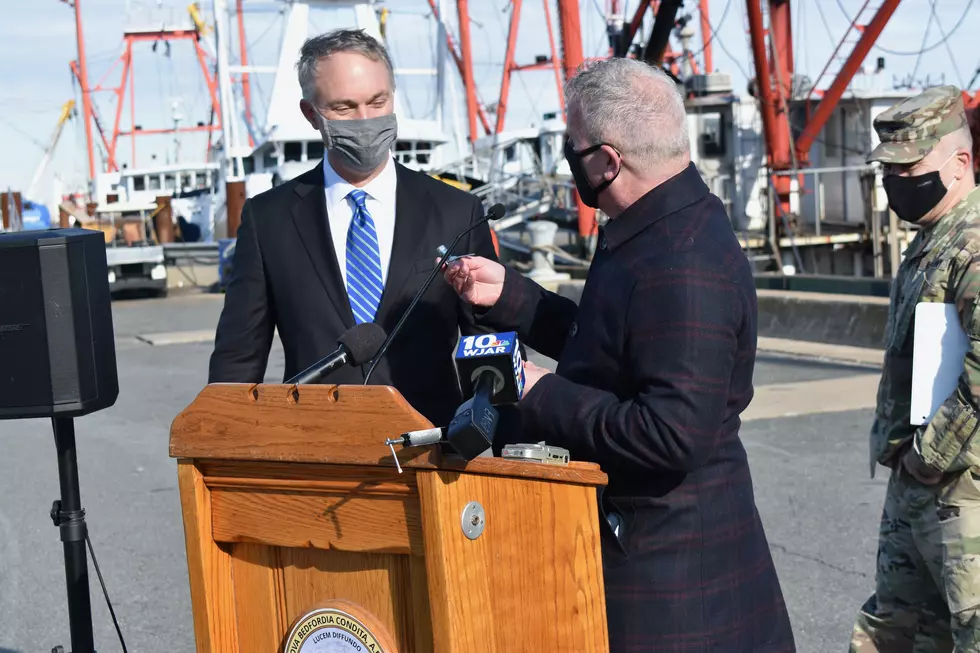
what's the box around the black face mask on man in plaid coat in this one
[443,58,796,653]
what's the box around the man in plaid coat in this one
[442,58,795,652]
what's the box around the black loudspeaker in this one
[0,228,119,420]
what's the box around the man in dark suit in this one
[208,29,497,427]
[443,59,795,652]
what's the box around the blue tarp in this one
[21,201,52,231]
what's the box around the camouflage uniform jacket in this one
[872,186,980,475]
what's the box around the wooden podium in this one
[170,383,609,652]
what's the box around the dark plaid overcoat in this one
[482,164,796,652]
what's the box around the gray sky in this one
[0,0,975,198]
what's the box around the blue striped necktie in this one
[345,189,384,324]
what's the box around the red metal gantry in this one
[443,0,598,237]
[443,0,717,239]
[62,0,242,185]
[66,0,973,221]
[96,26,221,172]
[747,0,905,218]
[61,0,98,185]
[443,0,976,237]
[478,0,717,137]
[477,0,592,235]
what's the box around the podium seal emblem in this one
[284,601,393,653]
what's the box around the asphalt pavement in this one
[0,291,887,653]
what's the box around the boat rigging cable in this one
[920,0,965,88]
[835,0,973,57]
[688,0,733,63]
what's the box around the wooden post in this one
[225,180,245,239]
[59,206,72,228]
[154,195,175,244]
[1,192,23,230]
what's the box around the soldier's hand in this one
[902,448,942,485]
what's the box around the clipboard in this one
[910,302,970,425]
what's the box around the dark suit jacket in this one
[481,164,795,652]
[208,160,498,427]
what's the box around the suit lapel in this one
[290,162,355,329]
[374,163,430,326]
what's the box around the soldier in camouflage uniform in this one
[850,85,980,652]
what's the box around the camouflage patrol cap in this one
[867,85,967,165]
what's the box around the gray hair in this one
[297,29,396,104]
[564,58,690,170]
[943,124,975,162]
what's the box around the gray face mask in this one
[316,113,398,173]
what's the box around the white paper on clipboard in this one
[910,302,970,425]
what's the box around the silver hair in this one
[297,29,396,104]
[564,58,690,169]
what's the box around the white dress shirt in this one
[322,154,398,288]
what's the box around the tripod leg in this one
[52,417,96,653]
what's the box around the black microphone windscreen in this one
[487,203,505,220]
[338,323,387,365]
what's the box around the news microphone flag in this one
[454,331,526,405]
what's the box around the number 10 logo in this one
[462,334,507,350]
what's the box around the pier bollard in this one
[526,220,570,283]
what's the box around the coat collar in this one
[287,159,430,331]
[602,162,709,251]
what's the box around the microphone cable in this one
[81,532,128,653]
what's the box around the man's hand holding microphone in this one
[440,256,551,395]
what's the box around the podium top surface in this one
[170,383,607,487]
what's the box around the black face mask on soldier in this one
[564,138,621,209]
[883,153,959,224]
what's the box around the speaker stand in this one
[50,417,96,653]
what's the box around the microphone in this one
[445,331,526,460]
[454,331,526,404]
[362,202,506,385]
[286,322,387,385]
[445,372,500,460]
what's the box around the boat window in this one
[415,142,431,166]
[284,141,302,162]
[164,174,177,191]
[148,175,162,191]
[133,176,146,191]
[263,151,278,169]
[243,157,255,175]
[395,141,411,152]
[307,141,324,161]
[179,173,192,189]
[698,113,726,158]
